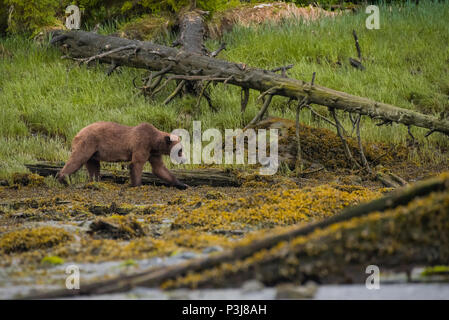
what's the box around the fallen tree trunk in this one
[174,10,208,55]
[49,30,449,135]
[22,173,449,299]
[25,162,241,187]
[172,9,215,108]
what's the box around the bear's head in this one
[162,134,187,164]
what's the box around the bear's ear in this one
[165,135,171,145]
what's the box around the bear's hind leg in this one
[86,158,101,182]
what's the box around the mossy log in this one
[24,162,240,187]
[49,30,449,135]
[22,173,449,299]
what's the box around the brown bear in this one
[57,121,188,189]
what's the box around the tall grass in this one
[0,1,448,179]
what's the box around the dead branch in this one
[151,72,222,97]
[106,60,119,76]
[376,119,393,127]
[425,129,436,138]
[257,85,282,101]
[376,172,400,188]
[244,94,273,130]
[330,108,362,169]
[133,65,172,96]
[349,57,365,71]
[195,80,213,111]
[271,64,294,77]
[210,43,227,58]
[150,77,172,97]
[70,44,137,65]
[167,74,229,82]
[163,80,186,105]
[353,29,362,60]
[305,105,338,128]
[294,72,317,174]
[301,166,325,175]
[295,100,303,174]
[202,90,216,112]
[240,87,250,113]
[355,115,371,173]
[49,30,449,136]
[407,125,419,148]
[271,64,294,73]
[349,30,365,70]
[389,172,407,186]
[349,112,357,136]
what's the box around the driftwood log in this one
[25,162,240,187]
[22,173,449,299]
[49,30,449,136]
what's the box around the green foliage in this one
[0,2,448,179]
[76,0,128,26]
[4,0,60,34]
[0,0,8,34]
[421,265,449,276]
[121,0,240,14]
[292,0,342,6]
[41,255,65,265]
[0,0,240,34]
[0,0,426,35]
[120,259,138,267]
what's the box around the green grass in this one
[1,1,448,180]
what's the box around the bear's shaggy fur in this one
[57,122,187,189]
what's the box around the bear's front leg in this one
[129,162,145,186]
[149,155,188,190]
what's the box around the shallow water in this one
[314,284,449,300]
[2,257,448,300]
[63,283,449,300]
[0,253,204,299]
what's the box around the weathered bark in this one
[49,30,449,135]
[25,162,241,187]
[175,10,208,55]
[173,10,210,100]
[22,173,449,299]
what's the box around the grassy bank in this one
[1,1,448,180]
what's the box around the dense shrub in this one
[0,0,423,35]
[3,0,60,34]
[0,1,8,35]
[0,0,242,34]
[127,0,240,13]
